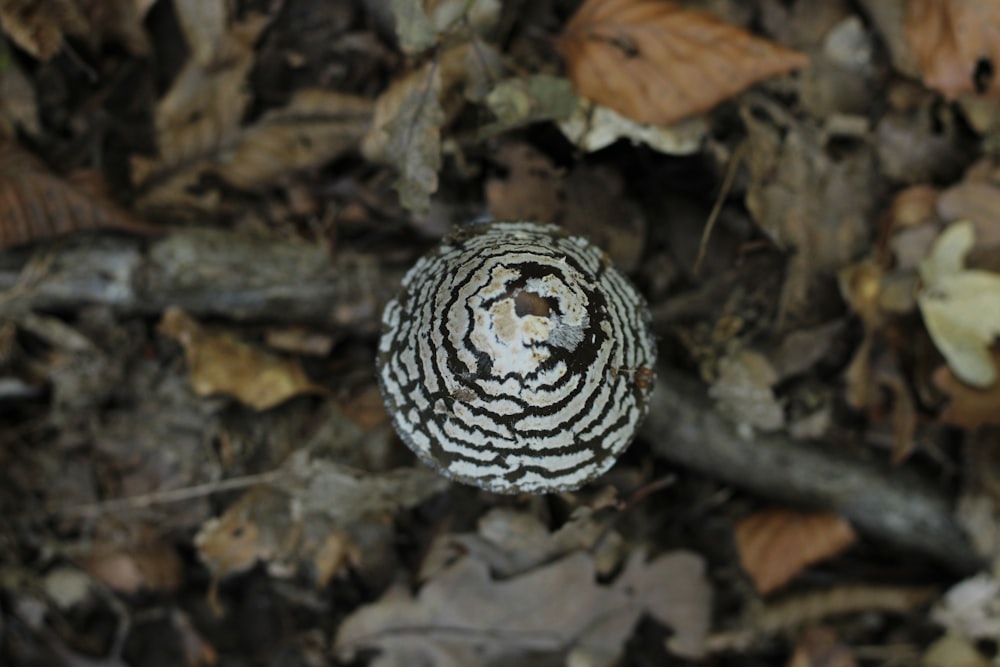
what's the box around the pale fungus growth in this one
[376,221,657,494]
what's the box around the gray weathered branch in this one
[643,368,979,573]
[0,229,406,332]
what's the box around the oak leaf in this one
[556,0,808,126]
[335,549,711,664]
[905,0,1000,100]
[735,509,857,594]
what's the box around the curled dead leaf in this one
[556,0,808,126]
[735,509,857,594]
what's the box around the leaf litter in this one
[6,0,1000,664]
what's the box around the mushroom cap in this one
[377,221,657,494]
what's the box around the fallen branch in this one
[0,229,406,332]
[643,368,980,573]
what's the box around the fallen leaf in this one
[743,103,878,327]
[0,0,87,60]
[195,486,300,579]
[135,13,268,188]
[335,549,710,665]
[264,326,335,357]
[78,0,150,55]
[787,626,857,667]
[709,347,785,432]
[923,634,990,667]
[556,0,808,126]
[932,573,1000,641]
[0,46,40,137]
[213,90,372,189]
[172,0,227,64]
[389,0,438,53]
[905,0,1000,100]
[480,74,580,137]
[933,350,1000,428]
[81,538,184,594]
[158,307,325,411]
[363,44,500,215]
[558,98,708,154]
[420,506,621,581]
[485,142,564,222]
[735,509,857,594]
[196,461,445,580]
[382,83,444,215]
[918,221,1000,387]
[0,139,155,248]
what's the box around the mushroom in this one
[376,221,657,493]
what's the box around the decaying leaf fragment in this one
[0,140,154,248]
[364,43,501,215]
[934,349,1000,428]
[918,221,1000,387]
[213,90,372,190]
[0,0,87,60]
[735,509,857,594]
[389,0,438,53]
[158,307,325,411]
[336,549,710,665]
[556,0,808,126]
[195,461,447,581]
[905,0,1000,100]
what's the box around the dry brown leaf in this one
[78,0,150,55]
[195,485,300,579]
[743,104,877,327]
[0,0,87,60]
[158,307,325,411]
[336,549,711,664]
[0,50,40,137]
[196,463,444,580]
[787,626,857,667]
[934,350,1000,428]
[485,142,564,223]
[735,509,857,594]
[213,90,372,190]
[136,14,268,188]
[81,539,184,594]
[556,0,808,126]
[905,0,1000,100]
[0,139,156,248]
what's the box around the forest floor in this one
[2,0,1000,665]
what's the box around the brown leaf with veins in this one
[0,139,156,248]
[556,0,808,126]
[905,0,1000,100]
[736,509,857,594]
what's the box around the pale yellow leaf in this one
[918,221,1000,387]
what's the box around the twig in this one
[693,142,745,275]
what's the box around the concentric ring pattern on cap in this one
[376,221,657,494]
